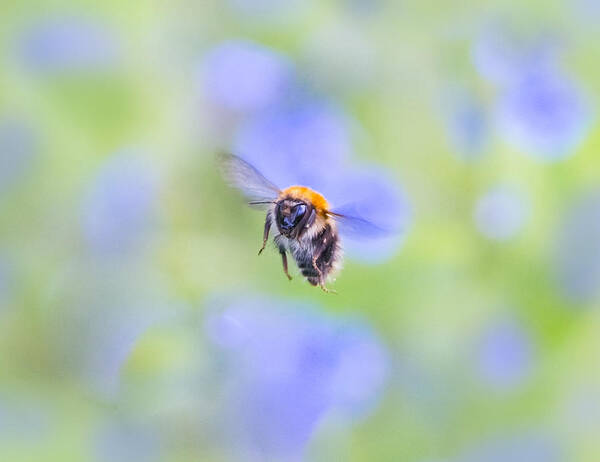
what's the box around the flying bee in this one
[218,153,388,292]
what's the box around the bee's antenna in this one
[248,200,276,205]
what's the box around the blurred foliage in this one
[1,0,600,461]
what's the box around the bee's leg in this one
[258,212,272,255]
[311,255,323,279]
[319,284,337,294]
[311,226,336,293]
[312,257,334,293]
[311,228,330,279]
[279,247,292,281]
[305,208,317,229]
[272,234,292,280]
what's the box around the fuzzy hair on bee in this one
[267,187,343,291]
[218,152,388,292]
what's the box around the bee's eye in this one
[279,203,307,231]
[292,204,307,222]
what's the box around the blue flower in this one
[319,165,411,263]
[497,70,591,160]
[458,432,562,462]
[327,324,389,416]
[205,295,389,458]
[202,40,293,113]
[471,24,557,86]
[555,191,600,303]
[475,317,534,389]
[233,101,351,187]
[471,24,592,161]
[474,185,528,241]
[17,16,118,74]
[0,118,37,193]
[81,152,158,255]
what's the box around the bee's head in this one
[275,198,311,237]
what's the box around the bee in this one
[219,153,387,292]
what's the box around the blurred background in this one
[1,0,600,461]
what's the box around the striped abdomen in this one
[293,224,342,286]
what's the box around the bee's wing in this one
[327,207,391,240]
[218,152,281,207]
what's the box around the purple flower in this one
[497,70,591,160]
[475,317,534,389]
[17,16,118,74]
[81,152,158,255]
[555,191,600,303]
[458,432,562,462]
[474,185,528,241]
[205,296,389,459]
[0,118,37,193]
[202,40,293,113]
